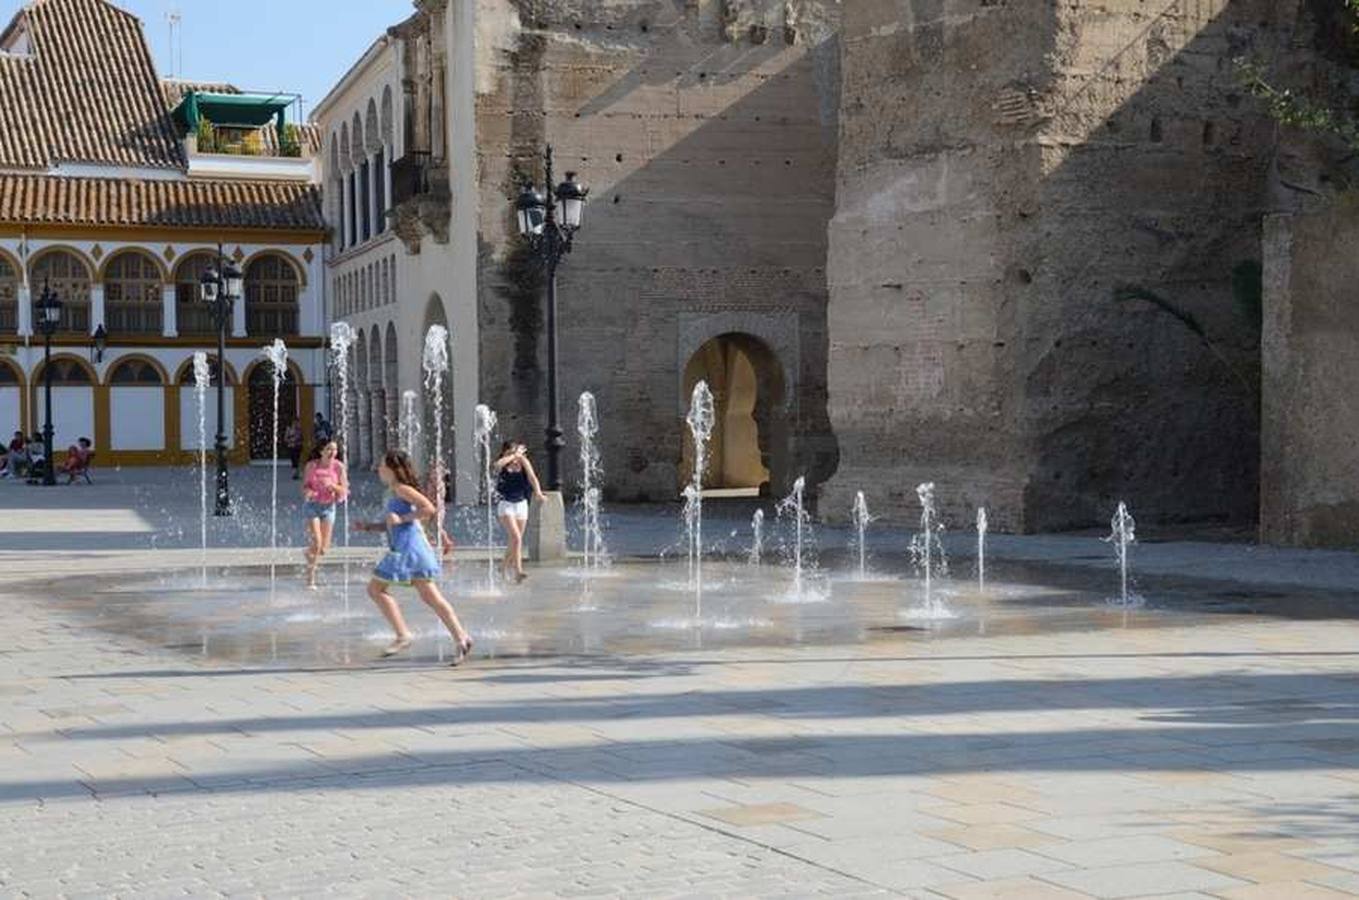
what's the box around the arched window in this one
[0,255,17,332]
[245,254,299,336]
[174,253,218,336]
[37,357,93,385]
[104,251,163,334]
[109,357,164,384]
[0,359,20,384]
[31,251,91,333]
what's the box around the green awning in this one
[173,91,290,132]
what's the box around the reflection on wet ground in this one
[39,552,1359,668]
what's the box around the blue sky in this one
[4,0,413,119]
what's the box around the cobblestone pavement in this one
[2,472,1359,897]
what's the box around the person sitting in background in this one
[0,431,25,479]
[60,437,93,483]
[25,433,47,482]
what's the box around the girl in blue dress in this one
[354,449,473,663]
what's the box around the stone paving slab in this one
[2,481,1359,896]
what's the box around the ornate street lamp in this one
[34,280,63,486]
[199,247,244,516]
[514,146,588,490]
[90,324,106,364]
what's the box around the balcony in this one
[174,89,317,182]
[389,151,450,253]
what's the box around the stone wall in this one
[471,0,840,501]
[1260,203,1359,549]
[824,0,1289,531]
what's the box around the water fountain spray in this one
[776,476,809,596]
[329,322,356,610]
[909,482,949,617]
[976,507,988,595]
[1104,501,1136,605]
[399,389,420,452]
[577,391,604,571]
[422,325,451,550]
[749,508,764,566]
[852,490,871,580]
[261,339,288,593]
[474,403,498,588]
[192,352,210,586]
[684,381,716,604]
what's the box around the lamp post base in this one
[525,491,566,562]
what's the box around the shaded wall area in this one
[826,0,1287,532]
[1260,203,1359,550]
[473,0,840,502]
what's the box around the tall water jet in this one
[329,322,356,610]
[908,482,949,617]
[261,338,288,592]
[776,476,809,595]
[192,351,210,586]
[399,389,420,452]
[976,507,988,595]
[577,391,604,571]
[852,490,871,579]
[422,325,451,551]
[749,508,764,566]
[474,403,498,588]
[1104,501,1137,605]
[684,381,716,607]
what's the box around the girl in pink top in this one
[301,440,349,589]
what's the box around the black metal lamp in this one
[555,172,588,231]
[516,184,547,237]
[34,280,62,486]
[90,324,106,364]
[199,249,243,515]
[512,146,588,491]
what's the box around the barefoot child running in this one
[355,450,474,664]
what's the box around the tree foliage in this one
[1235,0,1359,152]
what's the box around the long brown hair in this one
[383,449,421,490]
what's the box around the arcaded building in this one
[0,0,325,468]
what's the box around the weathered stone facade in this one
[469,0,841,501]
[1261,201,1359,549]
[822,0,1288,531]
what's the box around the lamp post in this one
[199,247,243,516]
[90,324,106,364]
[34,280,62,486]
[515,145,587,490]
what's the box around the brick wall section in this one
[474,0,840,501]
[1260,204,1359,549]
[824,0,1290,531]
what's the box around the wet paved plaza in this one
[2,469,1359,897]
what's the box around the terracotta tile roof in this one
[0,174,324,230]
[0,0,183,170]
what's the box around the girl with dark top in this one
[354,449,473,663]
[493,440,545,583]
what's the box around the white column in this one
[16,284,31,336]
[231,294,247,338]
[343,175,354,248]
[368,154,379,238]
[382,144,393,230]
[89,284,105,333]
[161,285,177,337]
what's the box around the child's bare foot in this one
[381,635,413,657]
